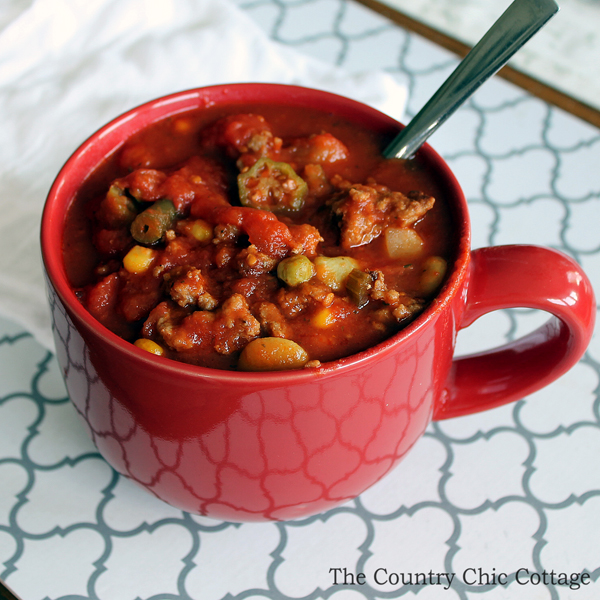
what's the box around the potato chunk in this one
[384,227,424,260]
[314,256,360,291]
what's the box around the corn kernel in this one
[190,219,213,243]
[123,245,156,274]
[134,338,165,356]
[312,307,336,328]
[173,117,192,133]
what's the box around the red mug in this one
[41,84,596,522]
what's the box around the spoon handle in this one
[384,0,559,160]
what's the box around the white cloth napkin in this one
[0,0,407,351]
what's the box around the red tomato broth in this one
[63,103,457,370]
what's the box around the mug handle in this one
[434,245,596,420]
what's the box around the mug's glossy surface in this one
[41,84,595,522]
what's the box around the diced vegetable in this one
[134,338,165,356]
[190,219,213,243]
[312,307,336,328]
[277,255,316,286]
[346,269,373,307]
[98,185,138,228]
[286,133,349,165]
[302,163,331,197]
[314,256,359,291]
[384,227,424,260]
[123,245,156,274]
[420,256,447,296]
[238,337,309,371]
[238,157,308,212]
[130,198,178,244]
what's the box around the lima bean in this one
[238,337,309,371]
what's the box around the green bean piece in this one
[346,269,373,308]
[130,198,177,244]
[277,255,316,286]
[238,157,308,212]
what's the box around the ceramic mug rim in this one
[41,83,472,384]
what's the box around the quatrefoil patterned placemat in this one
[2,0,599,598]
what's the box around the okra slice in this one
[238,157,308,212]
[130,198,177,244]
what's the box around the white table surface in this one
[2,0,599,599]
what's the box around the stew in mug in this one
[63,103,456,371]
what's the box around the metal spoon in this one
[384,0,559,160]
